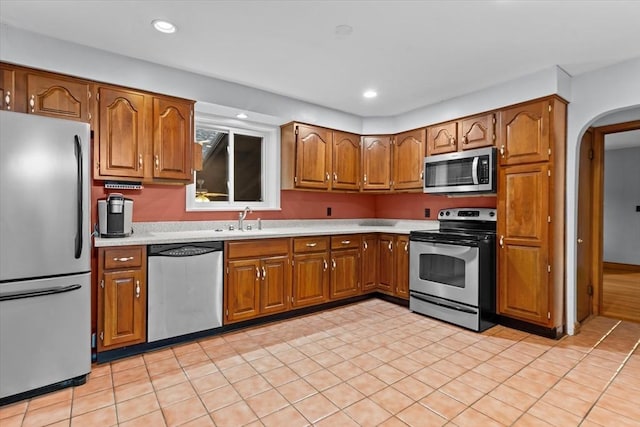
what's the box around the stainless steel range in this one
[409,208,496,332]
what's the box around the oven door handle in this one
[410,292,477,314]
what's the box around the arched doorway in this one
[576,111,640,324]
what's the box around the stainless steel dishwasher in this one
[147,241,223,342]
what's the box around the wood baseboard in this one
[603,262,640,272]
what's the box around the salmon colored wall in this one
[92,185,496,225]
[91,185,377,223]
[374,193,497,219]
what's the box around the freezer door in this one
[0,273,91,399]
[0,111,91,281]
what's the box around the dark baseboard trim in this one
[496,315,563,339]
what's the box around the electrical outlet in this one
[636,205,640,212]
[424,208,430,218]
[327,207,332,216]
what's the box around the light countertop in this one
[94,219,439,247]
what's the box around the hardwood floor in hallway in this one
[601,263,640,323]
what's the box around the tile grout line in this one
[578,336,640,426]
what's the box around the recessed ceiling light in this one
[152,19,176,34]
[363,90,378,99]
[236,113,248,119]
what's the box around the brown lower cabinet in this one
[225,239,290,323]
[292,237,330,308]
[361,234,379,292]
[97,246,147,351]
[377,234,409,300]
[330,235,361,299]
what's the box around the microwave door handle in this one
[471,156,479,185]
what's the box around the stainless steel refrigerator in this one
[0,110,91,403]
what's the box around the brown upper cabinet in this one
[25,72,92,122]
[281,123,361,191]
[1,64,16,111]
[392,128,425,190]
[427,112,496,155]
[498,100,550,165]
[362,135,392,191]
[332,131,361,190]
[95,85,194,182]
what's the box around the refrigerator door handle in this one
[74,135,83,259]
[0,284,82,302]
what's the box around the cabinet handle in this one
[500,144,505,157]
[333,172,337,181]
[135,280,140,299]
[138,154,143,168]
[29,94,35,112]
[499,235,504,247]
[255,267,260,279]
[4,91,10,110]
[306,242,317,247]
[154,155,159,169]
[325,172,329,182]
[420,170,424,180]
[331,259,336,270]
[404,242,408,252]
[462,136,468,145]
[363,174,367,184]
[262,267,266,280]
[363,241,368,250]
[113,256,134,262]
[389,242,393,252]
[450,137,456,145]
[577,238,584,244]
[341,240,351,245]
[323,259,328,271]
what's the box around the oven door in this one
[409,240,479,307]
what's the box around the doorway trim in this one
[585,120,640,318]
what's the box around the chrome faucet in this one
[238,206,252,231]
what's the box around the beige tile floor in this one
[1,299,638,426]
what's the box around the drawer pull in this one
[341,240,351,245]
[306,242,317,247]
[113,256,134,262]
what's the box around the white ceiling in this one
[1,1,640,117]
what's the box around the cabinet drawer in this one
[103,247,144,269]
[293,236,329,253]
[331,235,361,250]
[226,238,289,259]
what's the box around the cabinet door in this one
[153,97,193,181]
[226,259,260,322]
[459,113,495,150]
[393,129,425,190]
[330,249,360,299]
[101,269,146,349]
[427,121,457,155]
[260,255,290,315]
[378,234,395,293]
[332,131,361,190]
[292,252,329,307]
[499,100,550,165]
[26,72,91,122]
[97,87,147,179]
[497,163,550,325]
[361,234,378,292]
[362,136,392,190]
[295,124,332,189]
[395,236,409,299]
[0,65,15,111]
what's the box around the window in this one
[186,115,280,211]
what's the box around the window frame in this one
[186,114,281,212]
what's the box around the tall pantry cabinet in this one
[496,96,566,336]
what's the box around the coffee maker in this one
[98,193,133,238]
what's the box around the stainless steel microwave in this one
[423,146,496,194]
